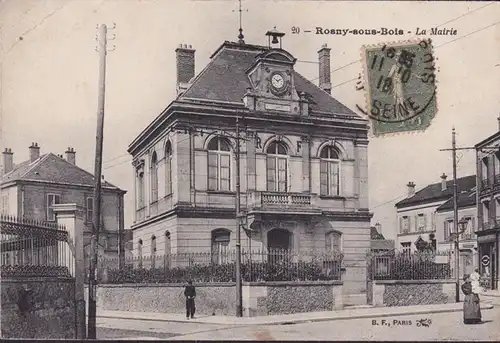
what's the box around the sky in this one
[1,0,500,240]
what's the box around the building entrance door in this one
[267,228,291,263]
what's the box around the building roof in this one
[370,226,385,240]
[371,239,395,251]
[1,153,125,192]
[180,41,359,117]
[395,175,476,209]
[436,189,476,212]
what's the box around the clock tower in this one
[243,28,309,116]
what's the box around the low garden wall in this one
[372,280,458,307]
[243,281,343,317]
[85,281,343,317]
[1,277,76,339]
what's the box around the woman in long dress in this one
[461,275,482,324]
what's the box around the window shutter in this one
[208,152,218,190]
[399,217,403,233]
[267,157,276,191]
[219,154,231,191]
[320,160,328,195]
[471,217,476,236]
[329,161,339,196]
[277,158,287,192]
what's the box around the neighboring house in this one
[395,173,476,254]
[476,117,500,290]
[435,189,478,277]
[0,144,128,264]
[128,30,371,305]
[370,223,394,253]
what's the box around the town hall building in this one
[128,29,371,305]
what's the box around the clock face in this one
[271,73,285,90]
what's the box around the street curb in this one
[97,304,494,326]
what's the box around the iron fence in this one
[370,250,453,280]
[96,249,344,284]
[0,215,72,278]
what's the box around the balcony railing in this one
[261,192,311,206]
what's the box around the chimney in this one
[29,142,40,163]
[2,148,14,175]
[375,222,382,235]
[65,147,76,165]
[175,44,195,95]
[318,44,332,94]
[407,181,416,197]
[440,173,447,191]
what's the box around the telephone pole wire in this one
[88,23,114,339]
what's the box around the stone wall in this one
[242,281,343,317]
[372,280,457,307]
[86,281,343,317]
[85,283,236,316]
[1,278,76,339]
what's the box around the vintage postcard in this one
[1,0,499,341]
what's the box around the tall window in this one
[325,231,342,253]
[444,219,454,241]
[320,146,340,196]
[266,141,288,192]
[208,137,231,191]
[417,213,426,232]
[1,194,8,215]
[211,229,230,264]
[482,157,489,185]
[46,194,61,221]
[401,242,411,254]
[86,197,93,223]
[150,151,158,203]
[165,141,173,195]
[400,216,409,233]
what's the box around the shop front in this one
[477,232,499,290]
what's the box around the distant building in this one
[0,143,129,263]
[395,174,476,253]
[370,222,394,253]
[476,117,500,290]
[128,30,372,305]
[435,188,478,277]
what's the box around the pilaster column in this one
[301,136,311,193]
[246,131,257,191]
[53,203,86,339]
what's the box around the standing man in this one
[184,280,196,319]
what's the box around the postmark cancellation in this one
[358,39,438,136]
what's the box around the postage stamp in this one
[358,39,437,136]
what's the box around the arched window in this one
[211,229,230,264]
[207,137,231,191]
[150,152,159,202]
[325,231,342,253]
[320,146,340,196]
[266,141,288,192]
[165,141,173,196]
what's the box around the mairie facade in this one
[128,30,371,305]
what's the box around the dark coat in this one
[184,285,196,299]
[461,281,481,324]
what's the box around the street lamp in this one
[449,216,469,302]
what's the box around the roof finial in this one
[234,0,247,44]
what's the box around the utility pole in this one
[451,128,460,303]
[440,128,476,303]
[88,23,114,339]
[235,115,243,317]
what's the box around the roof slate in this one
[436,190,476,212]
[395,175,476,209]
[180,42,358,116]
[1,153,123,191]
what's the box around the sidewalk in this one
[97,302,494,326]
